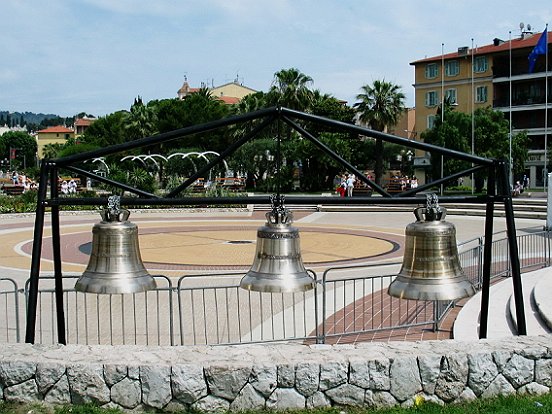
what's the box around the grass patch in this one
[1,393,552,413]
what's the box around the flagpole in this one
[545,24,549,189]
[471,38,475,195]
[509,31,513,188]
[440,42,445,195]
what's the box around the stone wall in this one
[1,336,551,412]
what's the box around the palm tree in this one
[124,96,158,141]
[354,80,405,186]
[271,68,314,111]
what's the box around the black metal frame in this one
[24,106,527,344]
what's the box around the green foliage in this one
[124,96,158,141]
[105,163,156,195]
[0,194,36,213]
[421,106,529,189]
[80,111,127,147]
[0,130,38,168]
[354,80,406,132]
[270,67,314,111]
[354,79,406,185]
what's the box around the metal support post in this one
[499,161,527,335]
[25,161,50,343]
[479,165,496,339]
[50,165,66,344]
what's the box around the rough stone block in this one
[192,395,230,412]
[517,382,550,396]
[306,391,331,408]
[141,365,172,409]
[111,377,141,409]
[44,375,70,404]
[267,388,306,410]
[418,354,441,394]
[468,353,498,396]
[325,383,365,407]
[434,354,468,402]
[390,357,422,402]
[36,362,66,394]
[365,390,397,409]
[0,361,36,387]
[250,365,277,397]
[277,364,295,387]
[502,353,534,388]
[535,359,552,387]
[454,388,477,404]
[103,364,127,387]
[230,383,265,411]
[4,379,40,403]
[67,364,110,405]
[319,361,347,391]
[205,365,251,400]
[172,364,208,405]
[295,362,319,397]
[481,374,516,398]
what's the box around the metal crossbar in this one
[2,230,549,346]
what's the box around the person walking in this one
[346,174,355,197]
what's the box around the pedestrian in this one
[61,180,68,195]
[338,175,347,197]
[68,179,77,195]
[346,173,355,197]
[12,171,19,185]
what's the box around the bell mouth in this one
[240,270,315,293]
[75,272,157,294]
[388,275,476,301]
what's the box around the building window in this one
[425,63,438,79]
[445,60,459,77]
[476,86,488,103]
[445,88,457,104]
[427,115,436,129]
[474,56,488,73]
[425,91,439,107]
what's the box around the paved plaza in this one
[0,207,547,344]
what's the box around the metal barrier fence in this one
[1,230,550,345]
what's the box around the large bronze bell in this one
[240,196,315,293]
[388,194,476,301]
[75,196,156,294]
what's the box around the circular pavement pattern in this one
[19,220,404,271]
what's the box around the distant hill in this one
[0,110,60,127]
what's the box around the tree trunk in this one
[375,138,384,186]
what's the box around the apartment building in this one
[411,30,551,186]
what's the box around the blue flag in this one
[528,28,548,73]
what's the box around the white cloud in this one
[2,0,551,115]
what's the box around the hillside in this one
[0,110,60,127]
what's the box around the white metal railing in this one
[1,230,550,345]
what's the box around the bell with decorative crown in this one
[388,194,476,301]
[240,196,315,293]
[75,196,156,294]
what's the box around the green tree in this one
[422,106,529,191]
[80,111,127,147]
[269,68,314,111]
[354,80,405,186]
[124,96,158,141]
[0,131,38,169]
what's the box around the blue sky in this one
[2,0,550,117]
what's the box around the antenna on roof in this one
[519,22,524,31]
